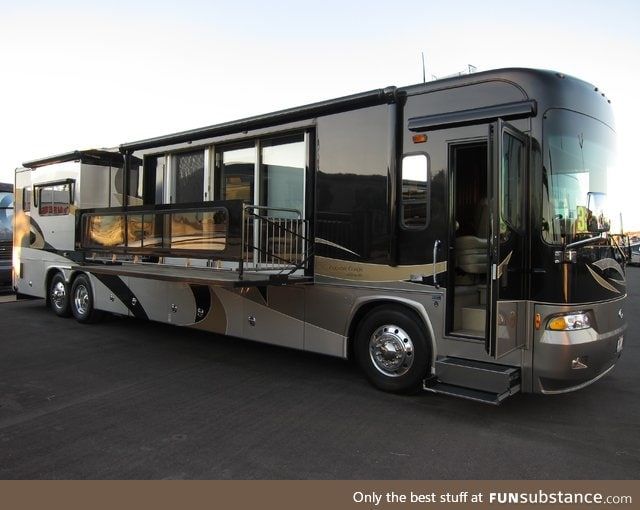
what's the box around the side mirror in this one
[586,192,610,233]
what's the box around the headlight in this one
[547,312,592,331]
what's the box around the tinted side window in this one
[39,183,72,216]
[23,188,31,212]
[401,153,429,228]
[0,191,13,237]
[260,134,305,218]
[174,151,204,203]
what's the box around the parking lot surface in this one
[1,270,639,480]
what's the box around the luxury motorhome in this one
[13,68,627,403]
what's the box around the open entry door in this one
[486,120,528,357]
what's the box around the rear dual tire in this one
[70,274,103,323]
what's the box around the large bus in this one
[1,182,14,286]
[13,68,627,404]
[631,242,640,266]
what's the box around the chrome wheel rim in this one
[369,324,414,377]
[74,284,89,316]
[51,281,66,309]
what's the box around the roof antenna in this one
[421,52,426,83]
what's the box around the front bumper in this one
[532,297,626,394]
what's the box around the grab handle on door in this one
[433,239,442,288]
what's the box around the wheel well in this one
[346,300,430,361]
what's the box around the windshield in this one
[0,191,13,241]
[542,109,616,244]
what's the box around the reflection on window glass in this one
[501,132,525,233]
[127,215,143,248]
[261,135,305,218]
[1,191,14,209]
[141,214,163,247]
[84,209,228,252]
[22,188,31,212]
[401,154,428,228]
[111,167,125,207]
[39,183,72,216]
[542,109,616,244]
[170,210,227,251]
[126,214,163,248]
[0,191,13,239]
[128,160,144,206]
[111,159,143,207]
[143,156,165,205]
[220,147,255,202]
[174,151,204,203]
[85,215,125,247]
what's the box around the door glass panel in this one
[143,155,165,205]
[261,135,305,218]
[220,147,256,202]
[501,133,525,234]
[127,158,144,206]
[174,151,205,203]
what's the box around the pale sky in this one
[1,0,639,228]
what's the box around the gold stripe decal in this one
[314,256,447,282]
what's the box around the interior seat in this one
[456,198,489,274]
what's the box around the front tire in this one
[70,274,103,323]
[49,272,71,317]
[354,305,431,394]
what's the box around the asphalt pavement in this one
[1,270,639,479]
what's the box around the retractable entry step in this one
[423,382,514,405]
[424,357,520,405]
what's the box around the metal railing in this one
[242,205,310,273]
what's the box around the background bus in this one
[0,183,14,286]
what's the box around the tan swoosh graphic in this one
[315,255,446,282]
[586,265,621,294]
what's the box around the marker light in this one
[412,134,428,143]
[547,312,591,331]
